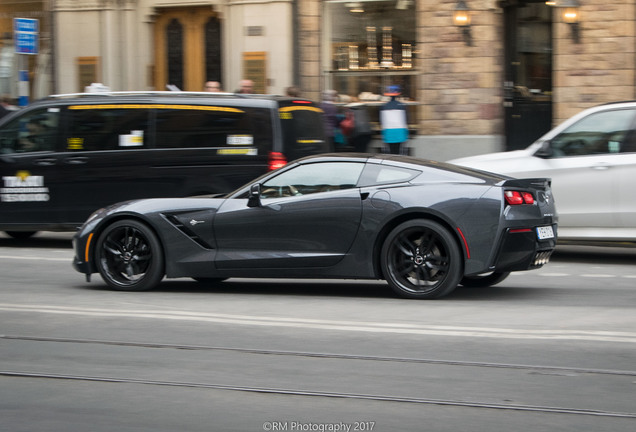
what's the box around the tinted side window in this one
[261,162,364,198]
[278,103,329,160]
[550,109,636,157]
[358,163,420,186]
[0,108,60,154]
[154,106,273,154]
[66,106,151,151]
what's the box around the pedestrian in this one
[285,86,301,97]
[380,85,409,155]
[320,89,339,151]
[204,81,222,92]
[236,79,254,94]
[346,103,373,153]
[0,96,16,120]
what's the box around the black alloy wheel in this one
[95,219,164,291]
[381,219,462,299]
[460,271,511,288]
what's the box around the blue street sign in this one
[14,18,39,55]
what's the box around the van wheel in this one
[95,220,164,291]
[381,219,462,299]
[5,231,37,239]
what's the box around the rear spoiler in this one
[499,178,551,190]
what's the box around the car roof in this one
[35,91,316,109]
[293,153,509,182]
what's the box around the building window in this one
[324,0,417,101]
[205,17,223,85]
[166,18,184,90]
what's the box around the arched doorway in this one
[154,6,222,91]
[502,0,553,150]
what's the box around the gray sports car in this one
[72,154,557,299]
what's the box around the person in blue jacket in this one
[380,85,409,154]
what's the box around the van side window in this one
[154,106,273,153]
[0,108,59,154]
[66,106,151,151]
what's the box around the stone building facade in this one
[1,0,636,160]
[298,0,636,159]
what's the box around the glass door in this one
[503,0,553,150]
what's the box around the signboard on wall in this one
[243,51,266,94]
[14,18,39,55]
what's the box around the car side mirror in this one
[247,183,262,207]
[534,141,553,159]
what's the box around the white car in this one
[450,102,636,244]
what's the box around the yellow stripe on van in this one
[68,104,244,113]
[217,148,258,155]
[279,106,323,114]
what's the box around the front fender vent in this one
[164,214,213,249]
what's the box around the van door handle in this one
[64,156,88,165]
[34,158,57,166]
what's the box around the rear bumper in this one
[493,225,557,272]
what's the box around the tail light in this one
[268,152,287,171]
[504,190,535,205]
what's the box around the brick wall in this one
[553,0,636,124]
[297,0,636,147]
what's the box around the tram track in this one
[2,334,636,420]
[2,369,635,419]
[3,334,636,378]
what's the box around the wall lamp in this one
[346,2,364,13]
[453,1,472,46]
[550,0,581,43]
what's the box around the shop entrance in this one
[502,0,553,150]
[153,6,222,91]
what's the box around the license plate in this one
[537,225,554,240]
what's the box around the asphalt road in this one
[1,232,635,432]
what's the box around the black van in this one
[0,92,329,238]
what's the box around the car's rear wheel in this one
[381,219,462,299]
[95,219,164,291]
[460,271,510,288]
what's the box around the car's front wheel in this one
[95,219,164,291]
[381,219,462,299]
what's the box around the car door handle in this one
[64,156,88,165]
[34,158,57,166]
[590,163,611,170]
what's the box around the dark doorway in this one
[502,0,553,150]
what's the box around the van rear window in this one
[154,106,273,152]
[278,102,328,161]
